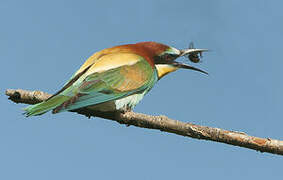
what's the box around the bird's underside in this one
[78,92,146,113]
[68,92,147,119]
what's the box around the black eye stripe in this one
[162,54,178,60]
[154,53,179,64]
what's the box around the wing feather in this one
[53,53,157,113]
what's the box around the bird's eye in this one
[163,54,170,60]
[162,54,177,61]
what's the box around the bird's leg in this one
[118,106,132,114]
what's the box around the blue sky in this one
[1,0,283,179]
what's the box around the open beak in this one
[171,48,209,75]
[170,62,208,74]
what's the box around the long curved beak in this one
[170,48,209,75]
[170,62,208,75]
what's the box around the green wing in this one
[24,54,157,116]
[56,59,157,112]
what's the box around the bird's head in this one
[135,42,208,79]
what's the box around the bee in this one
[188,52,201,63]
[187,42,202,63]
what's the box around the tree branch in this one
[5,89,283,156]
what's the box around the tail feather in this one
[24,95,70,117]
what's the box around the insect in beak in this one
[180,42,208,63]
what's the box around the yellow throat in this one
[155,64,178,79]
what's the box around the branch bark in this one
[5,89,283,156]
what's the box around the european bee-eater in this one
[24,41,207,116]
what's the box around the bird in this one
[24,41,208,116]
